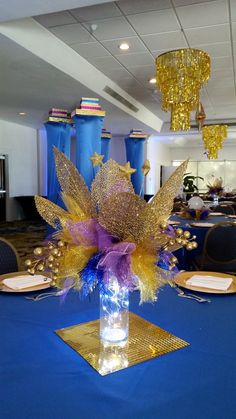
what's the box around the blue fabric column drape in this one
[45,122,71,205]
[101,129,112,163]
[73,115,104,188]
[125,130,147,196]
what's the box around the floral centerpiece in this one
[26,149,196,345]
[207,177,224,196]
[181,196,210,220]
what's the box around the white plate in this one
[168,220,180,225]
[0,271,52,293]
[190,222,214,228]
[228,215,236,219]
[209,212,224,216]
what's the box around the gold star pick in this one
[142,159,150,176]
[119,162,136,179]
[90,152,104,167]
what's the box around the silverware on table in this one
[172,284,211,303]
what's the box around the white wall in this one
[146,136,171,194]
[0,119,38,220]
[169,146,236,161]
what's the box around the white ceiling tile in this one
[118,0,172,14]
[70,3,121,22]
[193,42,231,57]
[127,9,180,35]
[208,87,236,104]
[83,17,135,41]
[115,52,154,67]
[100,67,132,79]
[176,0,228,29]
[128,65,156,80]
[34,12,77,28]
[232,22,236,39]
[185,24,230,45]
[116,78,143,91]
[142,31,188,51]
[50,23,93,45]
[210,67,234,78]
[173,0,219,6]
[211,55,233,70]
[207,76,235,89]
[70,42,110,58]
[230,0,236,22]
[87,55,123,70]
[102,36,147,55]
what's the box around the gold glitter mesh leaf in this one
[56,245,97,287]
[35,195,74,228]
[99,192,147,242]
[131,246,164,303]
[54,148,96,217]
[91,159,134,211]
[61,193,89,221]
[146,160,188,240]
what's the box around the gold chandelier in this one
[202,125,227,159]
[156,48,210,131]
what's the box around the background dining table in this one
[1,283,236,419]
[170,213,231,269]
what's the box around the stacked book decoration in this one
[47,108,72,124]
[71,98,106,117]
[101,128,112,139]
[128,129,148,139]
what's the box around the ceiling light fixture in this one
[18,112,26,116]
[119,42,130,51]
[202,125,227,159]
[149,77,156,84]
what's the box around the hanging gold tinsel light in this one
[156,49,211,131]
[202,125,228,159]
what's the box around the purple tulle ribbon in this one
[97,242,136,289]
[67,219,136,288]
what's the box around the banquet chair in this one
[214,205,235,215]
[193,222,236,274]
[0,237,20,275]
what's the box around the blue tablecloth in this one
[170,215,229,270]
[1,288,236,419]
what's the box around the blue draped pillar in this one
[45,121,71,205]
[72,99,105,188]
[125,129,148,196]
[101,128,112,162]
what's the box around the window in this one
[172,160,236,192]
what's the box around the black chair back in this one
[0,237,20,275]
[203,222,236,264]
[214,205,235,215]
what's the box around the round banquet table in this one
[170,214,231,270]
[1,286,236,419]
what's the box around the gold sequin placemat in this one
[56,312,189,376]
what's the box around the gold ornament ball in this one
[176,237,182,245]
[34,247,43,256]
[28,268,35,275]
[58,241,65,248]
[48,255,54,262]
[52,268,59,274]
[52,275,57,281]
[24,259,32,267]
[175,228,183,236]
[56,251,62,258]
[160,221,168,230]
[169,240,175,246]
[48,263,53,268]
[183,231,191,239]
[186,243,193,250]
[48,244,54,250]
[192,241,198,249]
[171,256,178,264]
[37,264,44,272]
[51,248,59,256]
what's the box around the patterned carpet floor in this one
[0,221,47,270]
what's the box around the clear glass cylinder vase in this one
[213,194,219,206]
[100,275,129,346]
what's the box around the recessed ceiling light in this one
[149,77,156,84]
[18,112,26,116]
[119,42,130,51]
